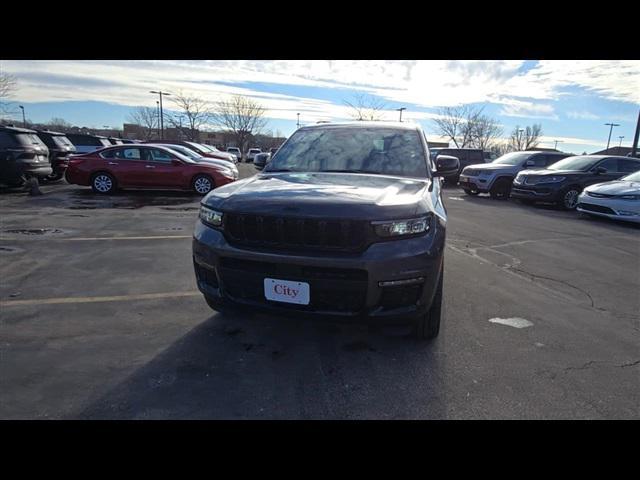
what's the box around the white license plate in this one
[264,278,310,305]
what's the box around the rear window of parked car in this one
[15,133,47,148]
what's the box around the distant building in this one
[590,146,638,157]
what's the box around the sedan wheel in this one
[92,173,115,194]
[562,188,580,210]
[193,175,214,195]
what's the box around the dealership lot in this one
[1,168,639,419]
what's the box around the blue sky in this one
[2,60,638,153]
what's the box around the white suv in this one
[226,147,241,162]
[459,151,569,198]
[246,148,262,163]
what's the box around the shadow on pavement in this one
[77,311,447,420]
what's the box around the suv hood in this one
[521,169,581,176]
[203,172,432,220]
[466,163,517,171]
[585,180,640,195]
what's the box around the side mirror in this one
[171,159,181,166]
[433,155,460,177]
[594,166,606,174]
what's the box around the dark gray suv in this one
[192,122,459,339]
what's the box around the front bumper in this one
[510,183,561,201]
[577,194,640,224]
[192,218,446,324]
[458,174,491,192]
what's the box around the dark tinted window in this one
[544,154,568,167]
[37,134,56,149]
[0,131,16,148]
[266,127,428,178]
[596,158,620,173]
[529,155,548,167]
[67,135,102,146]
[618,159,640,173]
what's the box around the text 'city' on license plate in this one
[264,278,310,305]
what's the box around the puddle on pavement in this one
[4,228,66,236]
[66,191,199,210]
[0,246,24,254]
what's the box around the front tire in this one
[560,186,581,210]
[489,178,512,199]
[91,172,116,194]
[193,174,214,195]
[413,271,443,340]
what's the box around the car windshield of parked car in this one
[492,152,533,165]
[547,156,599,171]
[162,147,197,163]
[265,127,429,178]
[622,170,640,182]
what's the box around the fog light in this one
[378,277,424,287]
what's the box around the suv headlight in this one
[199,205,223,227]
[372,216,430,238]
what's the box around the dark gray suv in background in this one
[193,122,459,339]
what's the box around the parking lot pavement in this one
[1,178,638,419]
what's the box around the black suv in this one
[193,122,460,339]
[36,130,77,181]
[511,155,640,209]
[0,125,52,187]
[429,148,486,183]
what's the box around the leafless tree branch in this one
[211,94,268,153]
[343,93,386,121]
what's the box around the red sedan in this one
[65,144,236,195]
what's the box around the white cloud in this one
[567,110,600,120]
[498,98,558,120]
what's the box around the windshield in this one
[492,152,533,165]
[621,170,640,182]
[161,146,198,162]
[547,156,599,171]
[265,127,428,178]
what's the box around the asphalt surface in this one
[1,164,639,419]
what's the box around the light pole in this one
[604,122,620,151]
[296,113,300,129]
[397,107,406,122]
[631,109,640,158]
[19,105,25,127]
[618,136,624,147]
[518,128,525,150]
[150,90,171,139]
[553,139,563,150]
[156,101,160,138]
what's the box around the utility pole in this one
[150,90,171,139]
[397,107,406,122]
[605,122,620,151]
[518,128,525,150]
[618,136,624,147]
[156,101,160,138]
[296,113,300,129]
[19,105,25,127]
[553,139,563,150]
[631,109,640,158]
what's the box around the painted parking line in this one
[0,235,192,242]
[0,291,201,307]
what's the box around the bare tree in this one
[168,91,212,141]
[509,124,543,151]
[344,93,386,121]
[470,114,503,150]
[432,106,483,148]
[0,70,17,117]
[127,107,159,140]
[45,117,74,132]
[212,95,268,153]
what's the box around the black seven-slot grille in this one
[218,257,368,313]
[224,213,368,252]
[577,203,616,215]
